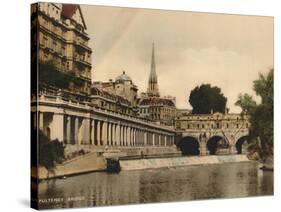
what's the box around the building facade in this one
[37,3,92,94]
[31,3,176,155]
[175,111,250,131]
[96,71,138,107]
[138,44,176,126]
[91,82,136,117]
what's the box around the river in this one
[38,161,273,209]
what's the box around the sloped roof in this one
[139,97,175,107]
[91,86,131,106]
[61,4,87,29]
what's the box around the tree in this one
[235,69,273,155]
[39,60,84,90]
[189,84,227,114]
[38,130,65,170]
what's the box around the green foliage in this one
[235,93,257,113]
[189,84,227,114]
[236,69,273,152]
[38,130,65,170]
[38,60,84,89]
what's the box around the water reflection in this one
[38,162,273,209]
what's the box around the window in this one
[62,46,66,56]
[53,41,57,51]
[216,123,220,128]
[42,35,48,46]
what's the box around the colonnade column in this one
[108,122,112,146]
[123,126,126,146]
[39,112,44,131]
[116,125,120,146]
[133,128,136,146]
[74,117,79,145]
[96,121,101,145]
[112,124,116,146]
[91,120,95,145]
[66,116,71,144]
[130,127,133,146]
[101,121,107,146]
[120,125,123,146]
[82,118,90,144]
[144,132,147,146]
[126,126,129,146]
[50,113,64,142]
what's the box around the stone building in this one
[36,3,92,94]
[138,44,176,126]
[91,82,136,117]
[31,3,176,156]
[175,111,250,131]
[176,109,192,118]
[97,71,138,107]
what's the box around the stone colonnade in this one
[36,112,175,147]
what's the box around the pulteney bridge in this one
[175,112,250,155]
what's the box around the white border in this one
[0,0,279,211]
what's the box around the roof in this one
[138,97,175,107]
[61,4,87,29]
[91,86,131,106]
[115,71,132,83]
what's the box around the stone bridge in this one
[175,112,250,155]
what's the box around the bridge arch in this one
[235,136,249,154]
[177,136,200,156]
[207,135,229,155]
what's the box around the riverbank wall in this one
[34,148,251,180]
[34,152,107,180]
[119,154,251,171]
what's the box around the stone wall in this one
[37,152,106,180]
[120,154,251,171]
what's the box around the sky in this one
[81,5,273,113]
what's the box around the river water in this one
[38,161,273,209]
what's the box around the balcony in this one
[73,40,92,52]
[74,56,91,67]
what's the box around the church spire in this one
[147,43,160,97]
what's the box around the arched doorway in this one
[177,136,200,156]
[235,136,249,154]
[207,136,229,155]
